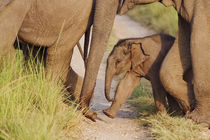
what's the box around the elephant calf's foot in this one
[84,109,97,122]
[79,102,97,122]
[103,108,116,119]
[187,108,210,128]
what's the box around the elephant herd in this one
[0,0,209,127]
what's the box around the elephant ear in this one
[161,0,175,7]
[130,43,149,76]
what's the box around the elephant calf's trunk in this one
[105,89,114,102]
[105,73,114,102]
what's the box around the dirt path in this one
[113,15,155,39]
[71,15,155,140]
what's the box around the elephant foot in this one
[79,102,97,122]
[187,108,210,128]
[84,109,97,122]
[103,109,115,119]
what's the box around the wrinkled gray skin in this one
[0,0,123,121]
[103,34,193,118]
[119,0,210,126]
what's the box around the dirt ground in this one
[71,15,155,140]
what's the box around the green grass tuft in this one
[147,113,208,140]
[127,2,178,37]
[129,79,209,140]
[0,52,82,140]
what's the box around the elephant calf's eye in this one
[116,59,121,64]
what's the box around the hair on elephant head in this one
[105,39,149,102]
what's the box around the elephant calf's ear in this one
[130,43,149,76]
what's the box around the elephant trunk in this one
[105,64,115,102]
[80,0,119,107]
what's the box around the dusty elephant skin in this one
[79,0,120,121]
[79,0,172,121]
[158,0,210,127]
[0,1,93,80]
[120,0,210,127]
[14,40,84,104]
[0,0,13,11]
[103,34,192,118]
[0,0,170,122]
[0,0,94,121]
[118,0,210,128]
[0,0,120,121]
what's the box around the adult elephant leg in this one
[103,71,140,118]
[0,0,31,59]
[57,46,84,103]
[46,47,72,83]
[166,93,182,114]
[160,30,194,113]
[151,78,182,114]
[46,41,83,101]
[188,3,210,126]
[80,0,119,121]
[65,67,83,102]
[45,33,82,96]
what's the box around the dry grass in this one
[129,79,209,140]
[0,51,82,140]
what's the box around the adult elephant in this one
[0,0,94,82]
[119,0,210,126]
[0,0,111,121]
[0,0,133,121]
[159,0,210,127]
[0,0,125,121]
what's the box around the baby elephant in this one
[103,34,182,118]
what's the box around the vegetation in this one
[0,51,82,140]
[129,79,209,140]
[127,2,178,37]
[107,32,119,53]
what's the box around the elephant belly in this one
[18,0,93,47]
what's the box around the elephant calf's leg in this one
[150,79,167,113]
[103,71,140,118]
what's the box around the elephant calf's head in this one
[105,39,149,102]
